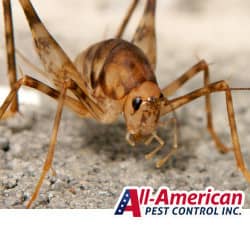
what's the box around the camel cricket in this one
[1,0,250,208]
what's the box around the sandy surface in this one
[1,0,250,208]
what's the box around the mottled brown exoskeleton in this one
[1,0,250,208]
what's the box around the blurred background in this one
[1,0,250,208]
[1,0,250,102]
[1,0,250,84]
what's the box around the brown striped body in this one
[2,0,250,209]
[74,39,158,124]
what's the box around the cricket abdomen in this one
[75,39,157,98]
[98,39,157,100]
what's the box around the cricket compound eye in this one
[132,97,142,111]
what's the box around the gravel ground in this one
[1,0,250,208]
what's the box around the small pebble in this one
[51,179,65,191]
[2,177,18,189]
[0,137,9,151]
[6,112,35,133]
[0,151,6,167]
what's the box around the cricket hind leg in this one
[115,0,139,39]
[18,0,103,120]
[2,0,19,113]
[115,0,157,69]
[161,81,250,182]
[162,60,231,154]
[132,0,157,70]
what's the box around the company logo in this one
[114,187,245,217]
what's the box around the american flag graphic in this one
[114,188,141,217]
[114,189,131,215]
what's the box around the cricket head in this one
[124,81,163,142]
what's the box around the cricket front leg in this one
[0,76,90,120]
[144,132,165,161]
[162,60,231,154]
[2,0,19,113]
[144,118,178,168]
[156,118,178,168]
[161,81,250,182]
